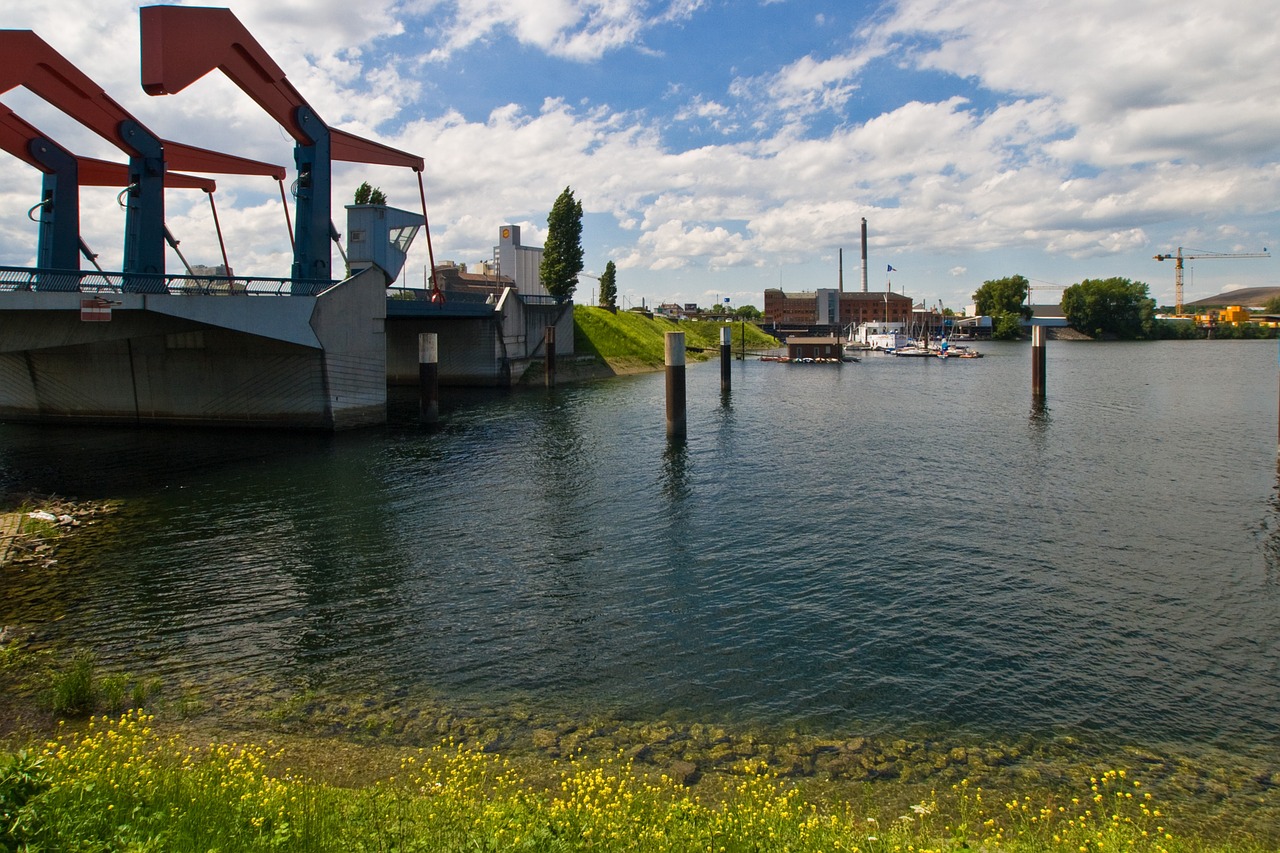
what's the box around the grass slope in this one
[574,306,779,371]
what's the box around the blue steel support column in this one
[290,106,332,294]
[28,138,81,283]
[119,119,167,292]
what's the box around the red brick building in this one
[763,288,913,330]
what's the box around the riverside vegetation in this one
[0,709,1198,853]
[1,644,1278,852]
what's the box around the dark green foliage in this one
[1061,277,1156,339]
[992,311,1024,340]
[973,275,1031,320]
[598,260,618,309]
[973,275,1031,340]
[354,182,387,206]
[0,751,48,851]
[51,649,95,716]
[42,649,161,718]
[541,187,584,302]
[1152,320,1200,339]
[1205,321,1276,339]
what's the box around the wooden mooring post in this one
[1031,324,1047,398]
[545,326,556,389]
[666,331,687,439]
[418,332,439,424]
[720,326,731,393]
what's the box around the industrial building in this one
[763,288,914,336]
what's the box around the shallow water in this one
[3,339,1279,754]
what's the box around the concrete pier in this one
[666,331,686,439]
[720,325,731,393]
[545,326,557,388]
[1032,324,1047,398]
[419,332,439,424]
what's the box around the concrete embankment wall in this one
[385,299,575,387]
[386,316,505,387]
[0,268,388,429]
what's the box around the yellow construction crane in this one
[1153,247,1270,315]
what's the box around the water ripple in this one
[2,341,1279,748]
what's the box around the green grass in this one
[3,711,1268,853]
[49,650,96,717]
[0,643,165,720]
[574,306,779,369]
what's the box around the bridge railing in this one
[0,266,326,296]
[385,286,503,317]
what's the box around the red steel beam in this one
[2,103,215,190]
[140,5,425,170]
[0,29,285,179]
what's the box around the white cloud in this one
[422,0,704,62]
[3,0,1277,306]
[730,49,882,121]
[617,219,755,270]
[880,0,1280,168]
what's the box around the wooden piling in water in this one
[418,332,439,424]
[545,326,556,389]
[666,331,687,439]
[720,326,732,393]
[1031,324,1047,398]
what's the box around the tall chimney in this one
[839,248,844,293]
[860,218,869,293]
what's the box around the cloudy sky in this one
[2,0,1276,310]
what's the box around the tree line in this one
[969,274,1242,340]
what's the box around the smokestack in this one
[860,218,869,293]
[839,248,844,293]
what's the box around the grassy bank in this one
[573,306,779,373]
[2,710,1244,853]
[2,645,1279,851]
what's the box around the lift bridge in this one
[0,7,567,429]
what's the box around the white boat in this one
[851,322,910,352]
[935,338,983,359]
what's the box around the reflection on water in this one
[1262,460,1280,587]
[3,340,1280,753]
[1028,397,1051,428]
[660,438,690,504]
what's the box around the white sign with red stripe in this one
[80,298,112,322]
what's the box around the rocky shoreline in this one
[0,494,117,569]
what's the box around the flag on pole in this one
[887,265,896,272]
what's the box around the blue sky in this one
[2,0,1277,310]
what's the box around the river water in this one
[3,339,1279,756]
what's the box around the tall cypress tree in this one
[540,187,584,303]
[598,260,617,309]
